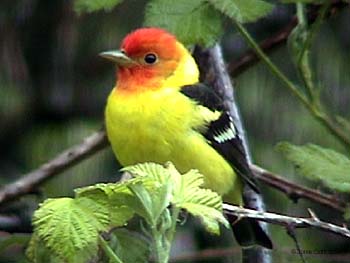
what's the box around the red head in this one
[100,28,197,93]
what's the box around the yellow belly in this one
[105,88,242,203]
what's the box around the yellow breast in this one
[105,88,240,201]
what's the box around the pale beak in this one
[99,50,136,67]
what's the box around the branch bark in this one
[223,204,350,239]
[0,129,108,205]
[194,44,271,262]
[251,164,346,213]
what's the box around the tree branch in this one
[223,204,350,239]
[194,45,271,262]
[251,164,346,213]
[0,129,109,205]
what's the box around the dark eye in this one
[144,53,157,64]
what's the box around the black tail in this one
[230,216,273,249]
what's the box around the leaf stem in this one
[233,20,310,108]
[233,20,350,150]
[296,3,306,27]
[99,235,124,263]
[151,226,167,263]
[164,206,181,259]
[298,1,331,65]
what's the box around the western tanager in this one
[101,27,272,248]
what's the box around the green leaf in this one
[127,180,172,225]
[26,233,62,263]
[76,183,135,227]
[122,162,169,184]
[180,188,229,234]
[170,165,229,234]
[110,229,150,263]
[144,0,223,46]
[209,0,274,23]
[74,0,124,14]
[277,142,350,192]
[32,196,110,263]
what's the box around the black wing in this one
[181,83,259,193]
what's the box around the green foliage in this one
[26,234,62,263]
[74,0,274,46]
[74,0,124,14]
[144,0,223,47]
[122,162,228,262]
[27,162,227,263]
[123,162,228,234]
[109,229,150,263]
[171,168,229,234]
[277,142,350,192]
[144,0,273,46]
[31,197,110,262]
[76,183,135,227]
[208,0,274,23]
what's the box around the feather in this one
[181,84,259,193]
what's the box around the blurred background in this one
[0,0,350,262]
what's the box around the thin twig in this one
[250,164,346,213]
[223,204,350,239]
[228,17,298,77]
[0,129,109,205]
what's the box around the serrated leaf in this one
[209,0,274,23]
[26,233,62,263]
[180,188,229,234]
[32,197,110,262]
[76,183,135,227]
[277,142,350,192]
[144,0,223,46]
[74,0,124,14]
[122,162,169,184]
[110,229,150,263]
[123,162,228,234]
[172,169,204,205]
[128,181,172,225]
[169,165,229,234]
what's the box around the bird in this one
[101,27,272,249]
